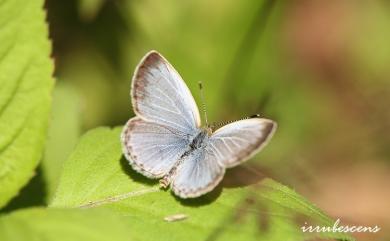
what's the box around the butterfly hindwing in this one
[172,147,225,198]
[208,118,276,168]
[122,117,190,178]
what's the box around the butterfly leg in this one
[159,166,177,188]
[159,158,185,188]
[159,176,171,189]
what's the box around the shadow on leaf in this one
[173,184,223,207]
[222,165,267,188]
[120,152,270,208]
[174,165,269,207]
[1,165,46,213]
[120,156,158,186]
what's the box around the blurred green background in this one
[8,0,390,240]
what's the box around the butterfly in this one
[121,51,276,198]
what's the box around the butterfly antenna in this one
[214,114,261,129]
[198,81,209,127]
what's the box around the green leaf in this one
[0,0,54,208]
[42,83,81,202]
[50,127,141,207]
[51,128,354,241]
[0,208,133,241]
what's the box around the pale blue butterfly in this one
[121,51,276,198]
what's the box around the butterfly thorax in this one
[189,128,209,150]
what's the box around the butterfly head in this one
[204,125,213,136]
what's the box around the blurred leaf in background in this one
[78,0,105,22]
[280,2,390,239]
[42,83,81,202]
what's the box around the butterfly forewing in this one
[131,51,201,134]
[207,118,276,168]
